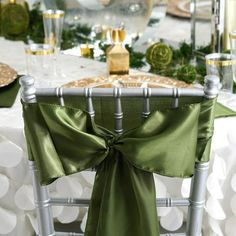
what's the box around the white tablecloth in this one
[1,37,236,236]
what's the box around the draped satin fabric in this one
[22,98,216,236]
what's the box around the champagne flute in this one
[43,9,65,77]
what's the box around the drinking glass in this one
[205,53,236,94]
[43,10,65,76]
[25,44,54,85]
[80,44,94,58]
[43,9,64,52]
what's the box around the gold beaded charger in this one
[0,63,18,87]
[63,74,192,88]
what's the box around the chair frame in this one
[20,75,220,236]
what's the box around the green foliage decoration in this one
[146,42,173,70]
[171,42,192,64]
[27,6,44,43]
[1,3,29,36]
[61,24,92,50]
[145,42,212,84]
[125,45,146,68]
[176,65,197,83]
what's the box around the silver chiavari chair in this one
[20,74,219,236]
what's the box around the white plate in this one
[178,0,211,14]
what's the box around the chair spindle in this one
[172,87,180,108]
[84,88,95,118]
[142,87,151,119]
[56,87,65,106]
[20,75,55,236]
[114,87,123,134]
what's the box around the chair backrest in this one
[20,75,220,236]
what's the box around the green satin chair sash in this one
[22,98,216,236]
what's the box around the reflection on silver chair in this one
[20,74,219,236]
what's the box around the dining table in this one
[1,30,236,236]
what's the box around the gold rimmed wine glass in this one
[43,9,65,77]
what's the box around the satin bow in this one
[22,99,216,236]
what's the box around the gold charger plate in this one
[167,0,211,20]
[0,63,18,87]
[63,74,192,88]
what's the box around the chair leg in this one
[29,161,55,236]
[186,162,209,236]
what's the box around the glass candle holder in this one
[25,44,55,84]
[80,44,94,58]
[205,53,236,93]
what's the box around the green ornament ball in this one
[146,42,173,69]
[1,3,29,36]
[176,65,197,84]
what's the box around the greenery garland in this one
[145,42,211,84]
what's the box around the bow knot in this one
[105,135,121,154]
